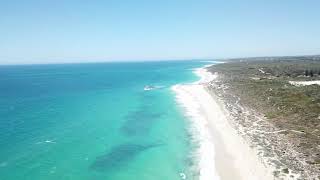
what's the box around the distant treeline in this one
[305,69,320,77]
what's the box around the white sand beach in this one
[289,80,320,86]
[172,67,274,180]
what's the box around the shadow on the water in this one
[89,143,162,172]
[120,109,163,136]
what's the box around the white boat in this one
[144,85,155,91]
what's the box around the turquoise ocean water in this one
[0,60,210,180]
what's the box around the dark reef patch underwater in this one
[90,143,163,172]
[121,110,163,136]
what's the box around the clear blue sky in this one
[0,0,319,64]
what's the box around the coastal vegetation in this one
[208,56,320,179]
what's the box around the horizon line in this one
[0,53,319,66]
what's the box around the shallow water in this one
[0,60,210,180]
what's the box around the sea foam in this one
[172,66,220,180]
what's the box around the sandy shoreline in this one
[173,66,274,180]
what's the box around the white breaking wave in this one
[172,67,220,180]
[179,172,186,179]
[36,139,56,144]
[200,61,225,64]
[193,67,217,84]
[172,65,275,180]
